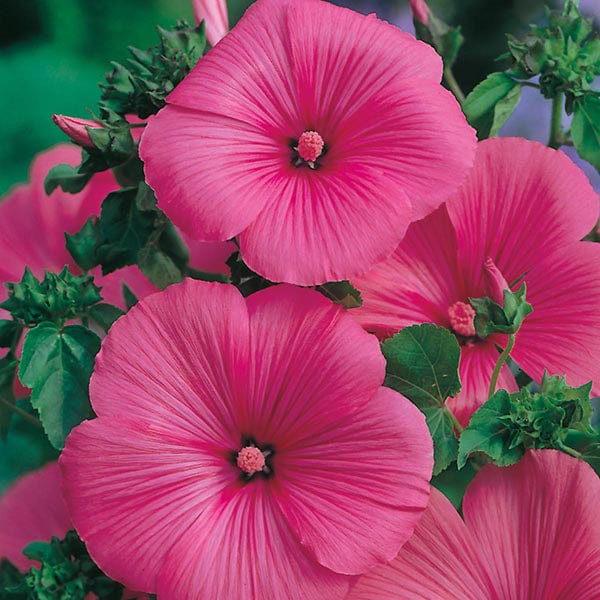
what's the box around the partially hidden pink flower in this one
[352,137,600,425]
[0,463,71,571]
[140,0,476,285]
[60,280,433,599]
[192,0,229,46]
[409,0,430,25]
[347,450,600,599]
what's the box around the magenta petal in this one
[60,417,237,593]
[156,481,350,600]
[449,341,517,427]
[511,243,600,391]
[464,450,600,597]
[346,488,488,600]
[90,280,249,447]
[0,463,71,571]
[447,138,599,292]
[192,0,229,47]
[273,387,433,575]
[352,206,462,339]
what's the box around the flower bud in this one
[192,0,229,47]
[483,256,510,304]
[52,115,98,147]
[409,0,430,26]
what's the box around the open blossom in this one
[348,450,600,599]
[0,463,71,571]
[353,138,600,425]
[192,0,229,46]
[60,281,433,599]
[140,0,476,285]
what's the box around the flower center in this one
[236,446,266,475]
[448,301,476,338]
[297,131,324,162]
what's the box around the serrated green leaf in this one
[463,73,520,139]
[382,323,462,474]
[457,389,524,468]
[19,323,101,449]
[43,163,92,195]
[572,95,600,172]
[88,303,124,332]
[65,216,100,271]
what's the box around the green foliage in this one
[572,94,600,171]
[414,12,464,68]
[8,531,125,599]
[463,72,522,139]
[316,281,363,309]
[0,356,18,439]
[44,164,93,196]
[0,321,19,349]
[19,323,101,450]
[0,559,25,600]
[469,283,533,338]
[88,304,125,333]
[458,373,594,468]
[226,252,272,297]
[382,324,462,475]
[1,268,102,328]
[100,21,205,118]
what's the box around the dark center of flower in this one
[291,130,327,169]
[233,438,274,481]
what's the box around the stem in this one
[443,66,466,104]
[558,442,582,460]
[0,396,43,429]
[519,81,541,89]
[445,406,464,434]
[488,334,515,399]
[548,92,564,148]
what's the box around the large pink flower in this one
[60,280,433,599]
[0,463,71,571]
[140,0,476,285]
[348,450,600,599]
[353,138,600,425]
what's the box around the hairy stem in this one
[548,93,565,148]
[443,66,466,104]
[488,334,515,399]
[0,395,43,429]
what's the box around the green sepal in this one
[1,267,102,327]
[88,303,125,333]
[572,94,600,172]
[414,13,464,68]
[470,283,533,338]
[316,281,362,309]
[44,164,93,195]
[382,323,462,475]
[463,73,522,139]
[19,323,101,449]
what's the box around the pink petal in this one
[352,205,462,339]
[0,463,71,570]
[464,450,600,597]
[346,488,488,600]
[89,280,249,447]
[140,106,281,241]
[511,243,600,392]
[409,0,430,25]
[449,340,518,427]
[241,285,385,443]
[60,416,237,593]
[94,265,158,309]
[156,480,350,600]
[184,235,235,274]
[447,138,599,292]
[273,387,432,575]
[192,0,229,47]
[52,115,97,146]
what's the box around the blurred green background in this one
[0,0,594,195]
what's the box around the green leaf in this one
[431,461,476,509]
[0,559,25,600]
[572,95,600,172]
[65,217,100,271]
[88,303,125,332]
[0,320,18,348]
[317,281,363,309]
[122,284,139,310]
[457,390,524,468]
[44,163,93,195]
[463,73,521,139]
[414,14,464,68]
[138,245,184,289]
[19,323,101,449]
[0,356,17,439]
[382,323,462,475]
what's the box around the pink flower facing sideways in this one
[353,137,600,425]
[60,280,433,599]
[348,450,600,599]
[140,0,476,285]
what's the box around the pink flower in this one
[192,0,229,46]
[52,115,99,147]
[0,463,71,571]
[140,0,476,285]
[347,450,600,598]
[409,0,430,25]
[352,138,600,425]
[60,280,433,599]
